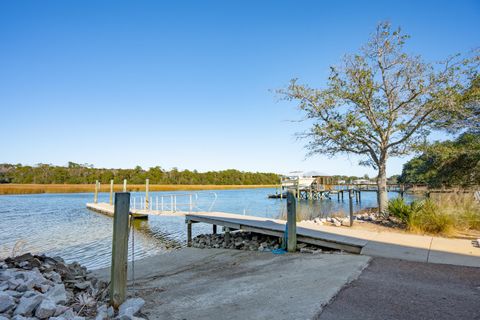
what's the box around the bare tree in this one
[279,22,479,215]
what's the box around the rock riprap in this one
[0,253,145,320]
[192,231,336,254]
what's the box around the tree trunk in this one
[377,162,388,216]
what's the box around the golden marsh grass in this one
[0,184,277,195]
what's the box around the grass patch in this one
[388,194,480,236]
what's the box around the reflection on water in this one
[0,188,412,269]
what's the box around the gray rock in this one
[333,220,341,227]
[35,298,57,319]
[0,270,13,282]
[0,315,9,320]
[3,289,23,298]
[341,218,351,226]
[0,283,8,291]
[107,306,115,317]
[119,298,145,317]
[74,281,91,290]
[54,305,70,316]
[46,283,67,304]
[14,292,44,316]
[0,292,15,312]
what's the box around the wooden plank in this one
[110,192,130,308]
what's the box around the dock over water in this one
[86,203,480,267]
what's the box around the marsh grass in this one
[0,184,276,195]
[388,193,480,236]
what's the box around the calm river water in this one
[0,188,407,269]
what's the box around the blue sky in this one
[0,0,479,177]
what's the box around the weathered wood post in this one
[94,180,99,204]
[400,184,405,198]
[224,227,231,246]
[187,221,192,247]
[287,191,297,252]
[109,180,114,205]
[296,179,300,200]
[279,177,283,199]
[123,179,127,192]
[348,189,353,227]
[212,224,217,234]
[110,192,130,308]
[145,179,149,210]
[358,190,361,202]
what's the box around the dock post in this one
[110,192,130,308]
[123,179,127,192]
[355,190,359,203]
[341,190,344,201]
[109,180,114,205]
[213,224,217,234]
[279,177,283,199]
[224,227,231,247]
[187,221,192,247]
[94,180,99,204]
[189,194,193,213]
[296,180,300,200]
[337,191,340,202]
[348,189,353,227]
[358,190,361,202]
[287,191,297,252]
[145,179,149,210]
[161,196,164,211]
[170,195,174,213]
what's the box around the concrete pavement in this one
[93,248,370,320]
[316,257,480,320]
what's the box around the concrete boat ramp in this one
[87,202,480,267]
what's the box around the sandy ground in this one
[93,248,370,320]
[316,257,480,320]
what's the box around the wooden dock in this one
[86,202,189,219]
[185,212,365,254]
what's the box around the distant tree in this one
[399,133,480,187]
[279,22,479,215]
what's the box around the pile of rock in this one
[300,216,353,227]
[0,253,145,320]
[191,231,335,254]
[192,232,281,251]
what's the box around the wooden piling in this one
[110,192,130,308]
[348,189,353,227]
[224,227,231,246]
[145,179,149,210]
[109,180,114,205]
[187,221,192,247]
[213,224,217,234]
[123,179,127,192]
[94,180,99,204]
[287,191,297,252]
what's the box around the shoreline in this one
[0,184,277,195]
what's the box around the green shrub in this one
[387,197,418,225]
[409,199,454,234]
[387,197,455,235]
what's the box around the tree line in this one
[0,163,280,185]
[399,132,480,187]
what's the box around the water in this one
[0,188,409,269]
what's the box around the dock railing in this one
[130,192,217,213]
